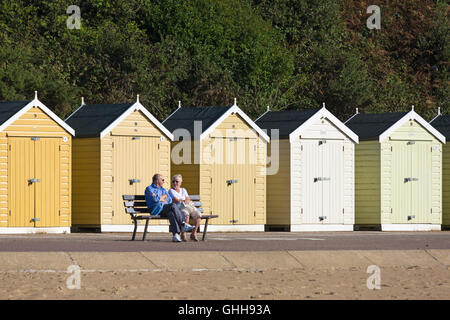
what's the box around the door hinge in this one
[158,144,160,150]
[254,178,256,184]
[59,210,60,216]
[431,208,433,214]
[342,208,345,214]
[112,142,114,148]
[343,146,345,152]
[59,145,61,151]
[254,211,256,217]
[210,177,212,184]
[9,210,11,216]
[301,145,303,151]
[391,146,393,152]
[391,208,393,213]
[112,176,114,182]
[8,145,11,151]
[112,210,114,217]
[301,208,303,214]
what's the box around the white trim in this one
[99,102,174,141]
[101,224,169,233]
[381,224,441,232]
[100,224,265,233]
[289,107,359,144]
[65,103,84,122]
[0,98,75,136]
[161,103,181,124]
[429,113,441,124]
[0,227,70,234]
[290,224,354,232]
[379,110,446,144]
[199,105,270,143]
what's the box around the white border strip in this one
[0,227,71,234]
[381,224,441,231]
[100,224,265,233]
[290,224,354,232]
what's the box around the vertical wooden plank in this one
[323,140,344,224]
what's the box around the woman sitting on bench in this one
[169,174,202,242]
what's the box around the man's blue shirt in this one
[145,183,172,215]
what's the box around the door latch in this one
[314,177,330,182]
[28,178,40,184]
[30,218,40,222]
[319,216,327,221]
[229,219,238,223]
[226,179,238,186]
[407,215,415,221]
[129,179,141,185]
[404,177,419,183]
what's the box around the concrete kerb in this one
[0,250,448,273]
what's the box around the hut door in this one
[322,140,344,224]
[391,141,411,223]
[112,136,161,225]
[410,142,432,223]
[34,138,61,227]
[302,140,323,223]
[233,138,257,225]
[112,136,136,225]
[8,137,60,227]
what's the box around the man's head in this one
[152,174,165,187]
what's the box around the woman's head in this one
[172,174,183,188]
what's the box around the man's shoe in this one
[180,232,187,242]
[182,223,195,232]
[172,233,182,242]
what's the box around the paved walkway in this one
[0,231,449,251]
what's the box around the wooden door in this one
[391,141,411,223]
[411,141,432,223]
[302,140,323,223]
[211,138,234,225]
[8,138,35,227]
[112,136,136,225]
[322,140,344,224]
[34,138,61,227]
[233,138,256,225]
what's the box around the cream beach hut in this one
[346,107,445,231]
[255,106,358,231]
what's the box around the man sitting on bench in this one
[144,173,195,242]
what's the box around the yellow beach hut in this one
[0,92,74,234]
[346,107,445,231]
[429,110,450,228]
[163,100,269,231]
[66,96,174,232]
[255,106,359,231]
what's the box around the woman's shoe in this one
[180,232,187,242]
[190,233,199,242]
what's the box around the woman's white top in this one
[169,188,189,202]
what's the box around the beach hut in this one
[0,92,74,234]
[255,106,359,231]
[163,100,269,231]
[66,96,174,232]
[346,107,445,231]
[430,109,450,228]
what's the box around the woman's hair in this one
[172,174,183,183]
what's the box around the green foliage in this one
[0,0,448,121]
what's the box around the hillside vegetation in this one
[0,0,448,121]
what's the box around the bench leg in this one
[142,219,149,241]
[202,218,209,241]
[132,219,138,241]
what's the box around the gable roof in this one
[0,95,75,136]
[255,109,321,139]
[163,103,270,143]
[345,112,407,141]
[430,115,450,139]
[256,107,359,143]
[346,110,445,143]
[65,100,174,140]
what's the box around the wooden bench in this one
[122,195,218,241]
